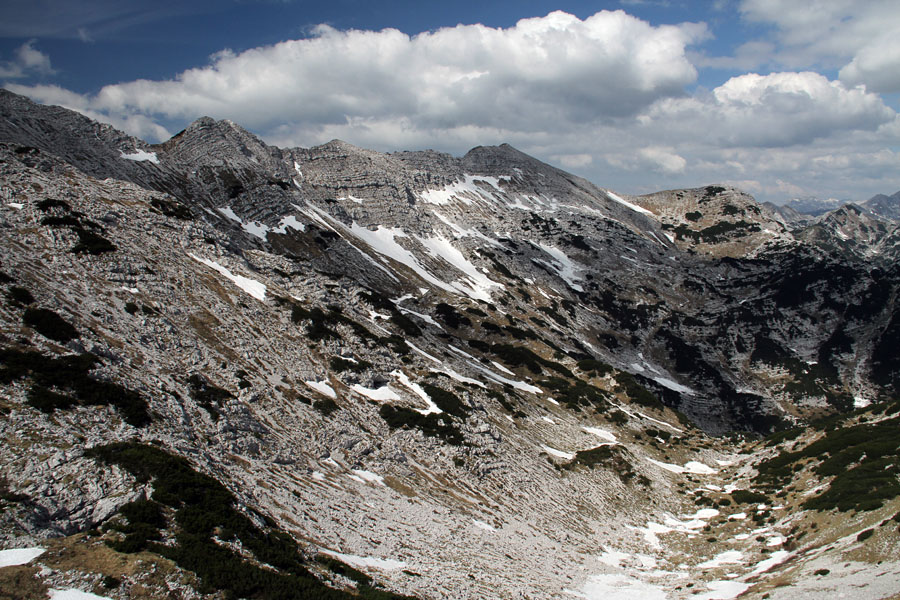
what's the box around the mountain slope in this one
[1,89,899,599]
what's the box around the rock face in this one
[1,89,899,599]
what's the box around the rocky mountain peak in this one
[632,184,789,257]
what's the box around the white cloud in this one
[839,34,900,93]
[738,0,900,94]
[36,10,705,143]
[0,40,54,79]
[639,147,687,174]
[555,153,593,169]
[643,72,894,148]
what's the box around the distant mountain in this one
[760,201,814,227]
[780,196,844,217]
[861,190,900,221]
[797,203,899,260]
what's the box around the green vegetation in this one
[672,220,761,243]
[313,397,340,416]
[150,197,193,220]
[730,489,769,505]
[22,307,79,342]
[755,413,900,512]
[329,356,372,373]
[421,384,469,418]
[576,359,613,377]
[542,377,609,412]
[291,302,378,343]
[6,286,34,306]
[491,343,573,378]
[685,211,702,222]
[0,347,150,427]
[379,404,464,446]
[563,445,638,483]
[188,374,233,420]
[614,372,663,410]
[435,303,471,329]
[71,227,117,255]
[87,442,416,599]
[37,198,71,212]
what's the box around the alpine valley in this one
[1,88,899,600]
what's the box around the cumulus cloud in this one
[839,34,900,93]
[42,10,705,143]
[643,72,894,148]
[0,40,54,79]
[739,0,900,93]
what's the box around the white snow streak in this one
[188,253,266,301]
[606,190,653,216]
[120,149,159,164]
[304,380,337,399]
[319,550,406,571]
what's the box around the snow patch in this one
[651,376,695,395]
[748,550,791,576]
[472,519,496,532]
[542,445,574,460]
[0,547,45,567]
[646,458,716,475]
[349,470,385,486]
[392,370,441,415]
[350,384,400,402]
[697,551,743,569]
[693,581,750,600]
[188,253,266,301]
[534,242,584,292]
[304,380,336,399]
[49,591,112,600]
[582,427,617,443]
[120,149,159,164]
[565,573,667,600]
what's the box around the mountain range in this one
[0,88,898,600]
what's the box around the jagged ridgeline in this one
[1,88,899,599]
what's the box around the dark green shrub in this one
[22,307,79,342]
[0,348,150,427]
[6,286,34,306]
[188,374,232,420]
[124,302,139,315]
[379,404,464,446]
[313,398,339,416]
[615,372,662,410]
[577,359,613,376]
[857,528,874,542]
[71,229,117,255]
[150,198,193,220]
[731,489,768,505]
[435,303,471,329]
[41,215,82,227]
[37,198,70,212]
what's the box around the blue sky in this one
[2,1,899,204]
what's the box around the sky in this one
[1,0,899,204]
